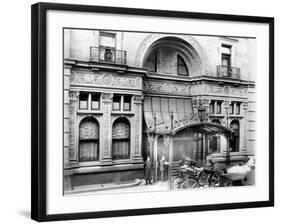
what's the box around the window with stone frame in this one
[216,101,222,114]
[79,92,88,110]
[123,95,132,111]
[230,102,235,115]
[209,101,215,114]
[236,102,241,115]
[112,118,130,160]
[177,54,189,76]
[79,117,99,162]
[91,93,100,110]
[112,95,121,111]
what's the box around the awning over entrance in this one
[143,96,232,135]
[144,96,192,134]
[173,122,232,136]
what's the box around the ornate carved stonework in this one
[101,93,113,159]
[133,95,144,103]
[144,81,191,96]
[70,72,142,90]
[134,103,141,155]
[69,91,79,101]
[79,119,99,139]
[101,93,113,103]
[134,34,210,76]
[243,102,249,110]
[102,104,111,158]
[206,85,247,97]
[68,102,76,160]
[223,100,231,110]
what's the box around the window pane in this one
[112,140,129,160]
[230,103,234,114]
[177,55,189,76]
[79,141,99,161]
[91,94,100,110]
[79,93,88,110]
[236,103,240,114]
[123,96,131,111]
[112,118,130,160]
[113,95,121,110]
[222,54,231,67]
[178,65,188,75]
[221,45,231,54]
[217,102,222,114]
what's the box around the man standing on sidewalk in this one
[144,156,153,185]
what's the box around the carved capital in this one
[69,91,79,101]
[101,93,113,103]
[243,102,249,110]
[133,95,144,104]
[223,100,231,109]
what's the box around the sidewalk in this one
[65,179,170,196]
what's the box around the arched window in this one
[177,55,189,76]
[230,120,239,152]
[112,118,130,160]
[79,117,99,162]
[144,51,157,72]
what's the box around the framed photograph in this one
[31,2,274,222]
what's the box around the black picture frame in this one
[31,2,274,222]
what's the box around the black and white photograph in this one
[63,29,257,195]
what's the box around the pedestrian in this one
[144,155,153,185]
[159,155,167,181]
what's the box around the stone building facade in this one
[63,29,256,191]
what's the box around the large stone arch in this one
[135,34,210,76]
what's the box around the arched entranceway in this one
[140,36,206,77]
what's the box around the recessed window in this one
[113,95,121,111]
[236,102,241,115]
[216,102,222,114]
[221,45,232,76]
[177,55,189,76]
[144,51,157,72]
[230,102,234,115]
[209,102,215,114]
[123,96,131,111]
[91,93,100,110]
[79,93,88,110]
[112,118,130,160]
[79,117,99,162]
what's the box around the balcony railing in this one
[90,46,127,65]
[217,65,241,79]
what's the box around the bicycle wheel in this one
[181,178,199,189]
[170,177,183,189]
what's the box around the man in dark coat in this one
[144,156,153,185]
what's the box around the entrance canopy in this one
[144,96,192,134]
[173,122,232,136]
[144,96,232,136]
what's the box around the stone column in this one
[133,95,144,163]
[223,100,231,127]
[64,65,71,168]
[223,100,231,164]
[100,93,113,164]
[168,135,174,188]
[153,136,158,182]
[68,91,79,164]
[241,102,249,152]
